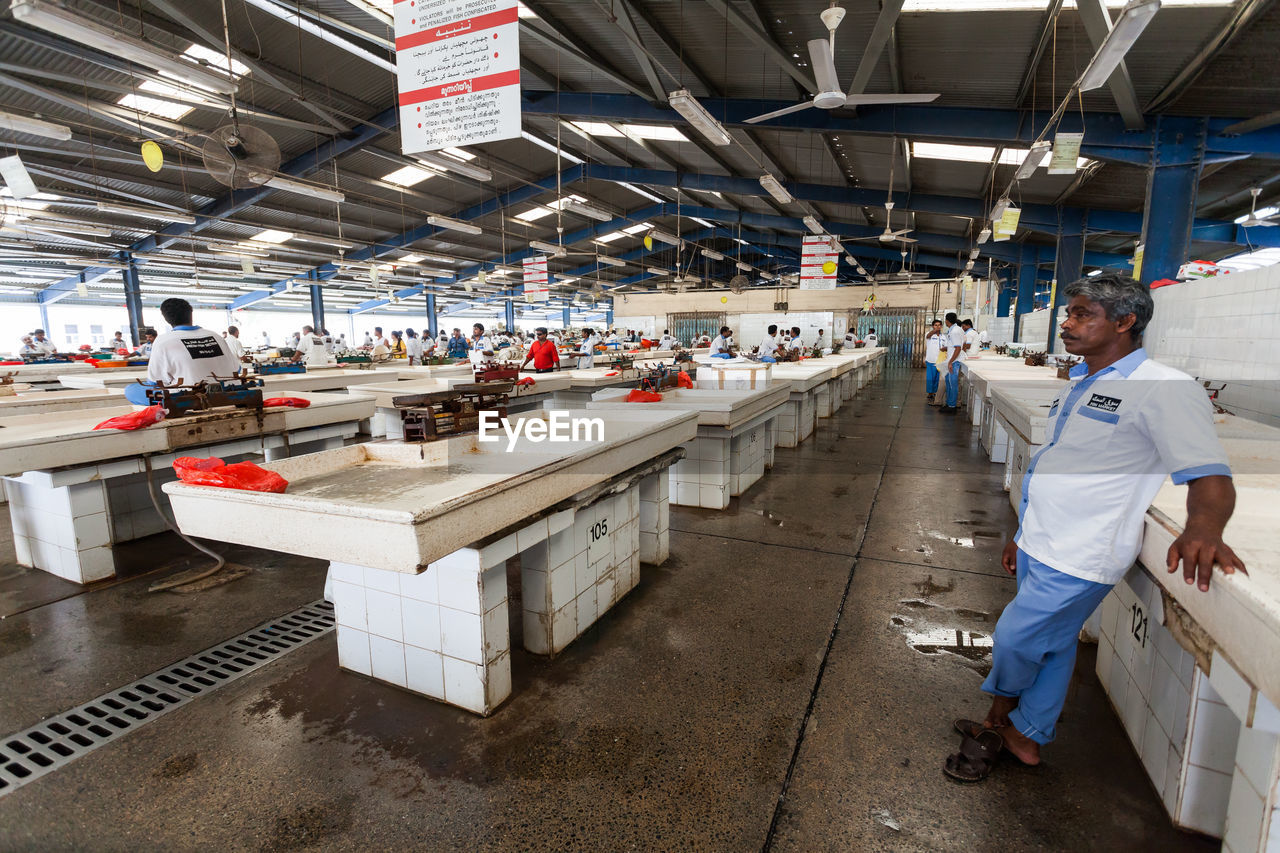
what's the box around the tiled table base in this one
[329,469,671,715]
[3,426,353,584]
[668,416,778,510]
[1097,565,1280,850]
[774,394,817,449]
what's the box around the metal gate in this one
[854,309,927,367]
[668,311,725,348]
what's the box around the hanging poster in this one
[523,255,549,302]
[800,235,838,290]
[1048,132,1084,175]
[394,0,521,153]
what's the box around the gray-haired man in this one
[945,273,1244,781]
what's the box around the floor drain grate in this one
[0,599,334,797]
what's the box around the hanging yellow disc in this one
[643,234,654,251]
[822,260,837,275]
[720,295,728,304]
[140,141,164,172]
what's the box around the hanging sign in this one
[394,1,521,153]
[1131,243,1144,281]
[1048,132,1084,175]
[800,235,838,290]
[523,255,549,302]
[992,206,1021,242]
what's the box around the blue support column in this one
[123,259,145,346]
[1139,117,1206,286]
[309,275,325,333]
[562,306,571,328]
[504,299,515,332]
[426,293,438,339]
[1048,209,1086,353]
[606,307,614,327]
[996,268,1012,317]
[1012,246,1037,341]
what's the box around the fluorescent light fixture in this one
[248,228,292,244]
[530,240,566,257]
[595,255,626,267]
[0,109,71,141]
[521,131,585,164]
[564,200,613,221]
[11,0,239,94]
[736,261,753,272]
[96,201,195,224]
[515,194,585,222]
[383,164,436,187]
[647,267,671,275]
[414,150,493,182]
[969,248,980,260]
[265,176,344,202]
[398,254,424,264]
[977,227,992,244]
[649,229,682,246]
[428,214,481,235]
[759,173,794,204]
[701,248,725,260]
[667,89,732,146]
[989,200,1009,222]
[1078,0,1162,92]
[1087,268,1104,276]
[289,233,354,249]
[1014,141,1052,180]
[2,221,111,237]
[615,181,665,203]
[594,231,627,243]
[802,215,824,235]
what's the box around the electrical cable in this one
[143,455,228,593]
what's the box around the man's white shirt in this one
[299,334,331,366]
[864,333,878,348]
[225,334,245,359]
[788,336,804,350]
[946,323,966,363]
[147,327,241,385]
[1016,350,1231,585]
[758,334,778,355]
[578,333,600,368]
[710,334,732,355]
[925,332,942,362]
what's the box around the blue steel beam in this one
[1140,117,1206,285]
[1049,209,1086,353]
[522,91,1280,160]
[41,105,401,305]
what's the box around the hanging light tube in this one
[647,267,671,276]
[1078,0,1162,92]
[977,227,992,244]
[413,150,493,182]
[700,248,725,261]
[667,89,732,146]
[11,0,239,95]
[649,229,681,246]
[802,215,824,235]
[969,248,981,260]
[95,201,196,224]
[265,175,345,202]
[595,254,626,268]
[735,261,753,272]
[758,173,793,204]
[988,200,1009,222]
[0,109,72,141]
[530,240,566,257]
[427,214,482,235]
[1013,141,1052,181]
[564,200,612,222]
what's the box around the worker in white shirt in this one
[362,331,374,348]
[18,335,37,355]
[139,329,157,357]
[658,330,678,351]
[110,331,127,350]
[124,298,242,405]
[30,329,56,355]
[405,328,424,364]
[864,328,879,349]
[261,331,271,348]
[945,273,1243,779]
[224,326,247,361]
[978,328,991,349]
[709,326,734,357]
[321,328,334,352]
[291,325,332,367]
[963,319,979,354]
[940,312,966,413]
[923,319,943,401]
[787,326,804,352]
[696,332,712,347]
[469,323,495,365]
[371,327,390,349]
[757,324,781,360]
[577,327,601,368]
[816,329,827,351]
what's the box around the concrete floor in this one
[0,370,1218,851]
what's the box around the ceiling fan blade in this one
[744,101,818,124]
[896,236,918,243]
[843,93,941,106]
[888,228,914,237]
[808,39,841,94]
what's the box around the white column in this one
[638,470,669,566]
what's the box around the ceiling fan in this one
[744,5,940,125]
[1240,187,1279,227]
[849,200,916,244]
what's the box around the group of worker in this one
[15,328,159,358]
[923,315,990,412]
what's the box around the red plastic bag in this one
[93,405,166,431]
[676,371,693,389]
[516,377,536,387]
[173,457,288,493]
[604,371,620,377]
[263,397,311,408]
[641,338,654,349]
[626,389,664,402]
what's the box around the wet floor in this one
[0,370,1217,851]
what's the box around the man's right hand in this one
[1001,540,1019,576]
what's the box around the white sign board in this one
[800,235,838,290]
[523,255,549,302]
[394,1,521,153]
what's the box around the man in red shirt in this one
[521,327,561,373]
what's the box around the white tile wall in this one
[1016,307,1066,353]
[737,312,833,352]
[988,316,1015,346]
[1144,269,1280,428]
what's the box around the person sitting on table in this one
[757,325,781,360]
[139,328,157,357]
[521,327,561,373]
[224,325,247,361]
[124,298,241,405]
[944,272,1244,782]
[710,326,734,357]
[446,328,468,359]
[31,328,56,355]
[577,327,600,368]
[787,327,804,352]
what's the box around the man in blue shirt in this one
[945,273,1244,781]
[445,327,468,359]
